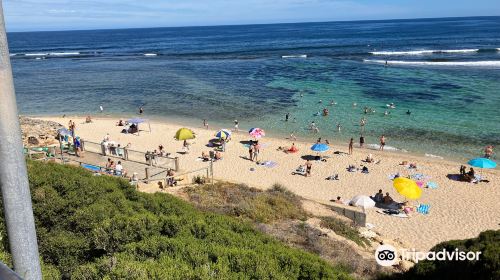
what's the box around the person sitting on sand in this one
[383,192,394,204]
[366,154,374,163]
[460,165,466,176]
[401,201,415,216]
[117,120,124,126]
[85,116,92,123]
[468,168,475,178]
[361,166,369,174]
[158,181,165,191]
[214,151,222,161]
[409,163,417,169]
[201,151,210,161]
[286,143,299,153]
[371,189,384,203]
[115,161,126,176]
[347,165,356,172]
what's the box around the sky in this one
[3,0,500,32]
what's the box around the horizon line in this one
[7,15,500,33]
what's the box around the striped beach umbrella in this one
[215,129,232,139]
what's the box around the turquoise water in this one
[8,17,500,160]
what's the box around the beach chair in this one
[417,204,430,215]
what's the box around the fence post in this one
[0,2,43,277]
[123,147,128,160]
[145,167,149,183]
[174,157,180,171]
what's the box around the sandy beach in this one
[37,116,500,251]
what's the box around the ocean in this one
[7,16,500,161]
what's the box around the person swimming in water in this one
[336,123,342,132]
[384,110,389,116]
[406,110,411,115]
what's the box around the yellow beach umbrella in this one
[175,128,195,140]
[393,177,422,200]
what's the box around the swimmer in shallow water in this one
[406,110,411,115]
[352,103,357,107]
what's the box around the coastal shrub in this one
[382,230,500,280]
[184,182,308,223]
[0,161,352,279]
[319,216,371,248]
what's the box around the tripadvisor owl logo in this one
[375,244,397,266]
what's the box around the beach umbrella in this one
[127,118,146,124]
[467,158,497,169]
[350,195,376,208]
[215,129,231,139]
[249,128,265,139]
[57,128,72,136]
[393,177,422,200]
[310,143,329,152]
[175,128,195,140]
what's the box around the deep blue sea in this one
[7,16,500,160]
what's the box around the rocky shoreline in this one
[20,116,63,147]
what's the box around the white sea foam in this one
[25,53,49,56]
[143,53,158,56]
[370,49,479,55]
[365,143,400,151]
[49,52,80,56]
[9,54,16,57]
[425,153,444,159]
[364,59,500,67]
[282,54,307,58]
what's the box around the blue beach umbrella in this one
[57,128,72,136]
[467,158,497,169]
[215,129,232,139]
[311,143,330,152]
[127,118,146,124]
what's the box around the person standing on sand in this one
[305,160,312,177]
[379,135,386,151]
[349,138,354,155]
[234,120,239,132]
[139,106,144,115]
[248,144,254,161]
[484,145,494,159]
[359,135,365,148]
[203,119,208,129]
[253,142,260,162]
[99,105,104,113]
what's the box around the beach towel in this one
[417,204,430,215]
[426,182,438,189]
[376,209,408,218]
[263,161,278,168]
[388,173,400,180]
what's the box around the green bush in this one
[0,161,352,279]
[185,182,308,223]
[319,217,371,248]
[380,230,500,280]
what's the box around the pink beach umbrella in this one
[249,128,265,139]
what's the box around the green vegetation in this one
[0,161,353,279]
[185,183,308,223]
[381,230,500,280]
[319,217,371,248]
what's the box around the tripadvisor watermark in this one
[375,244,481,266]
